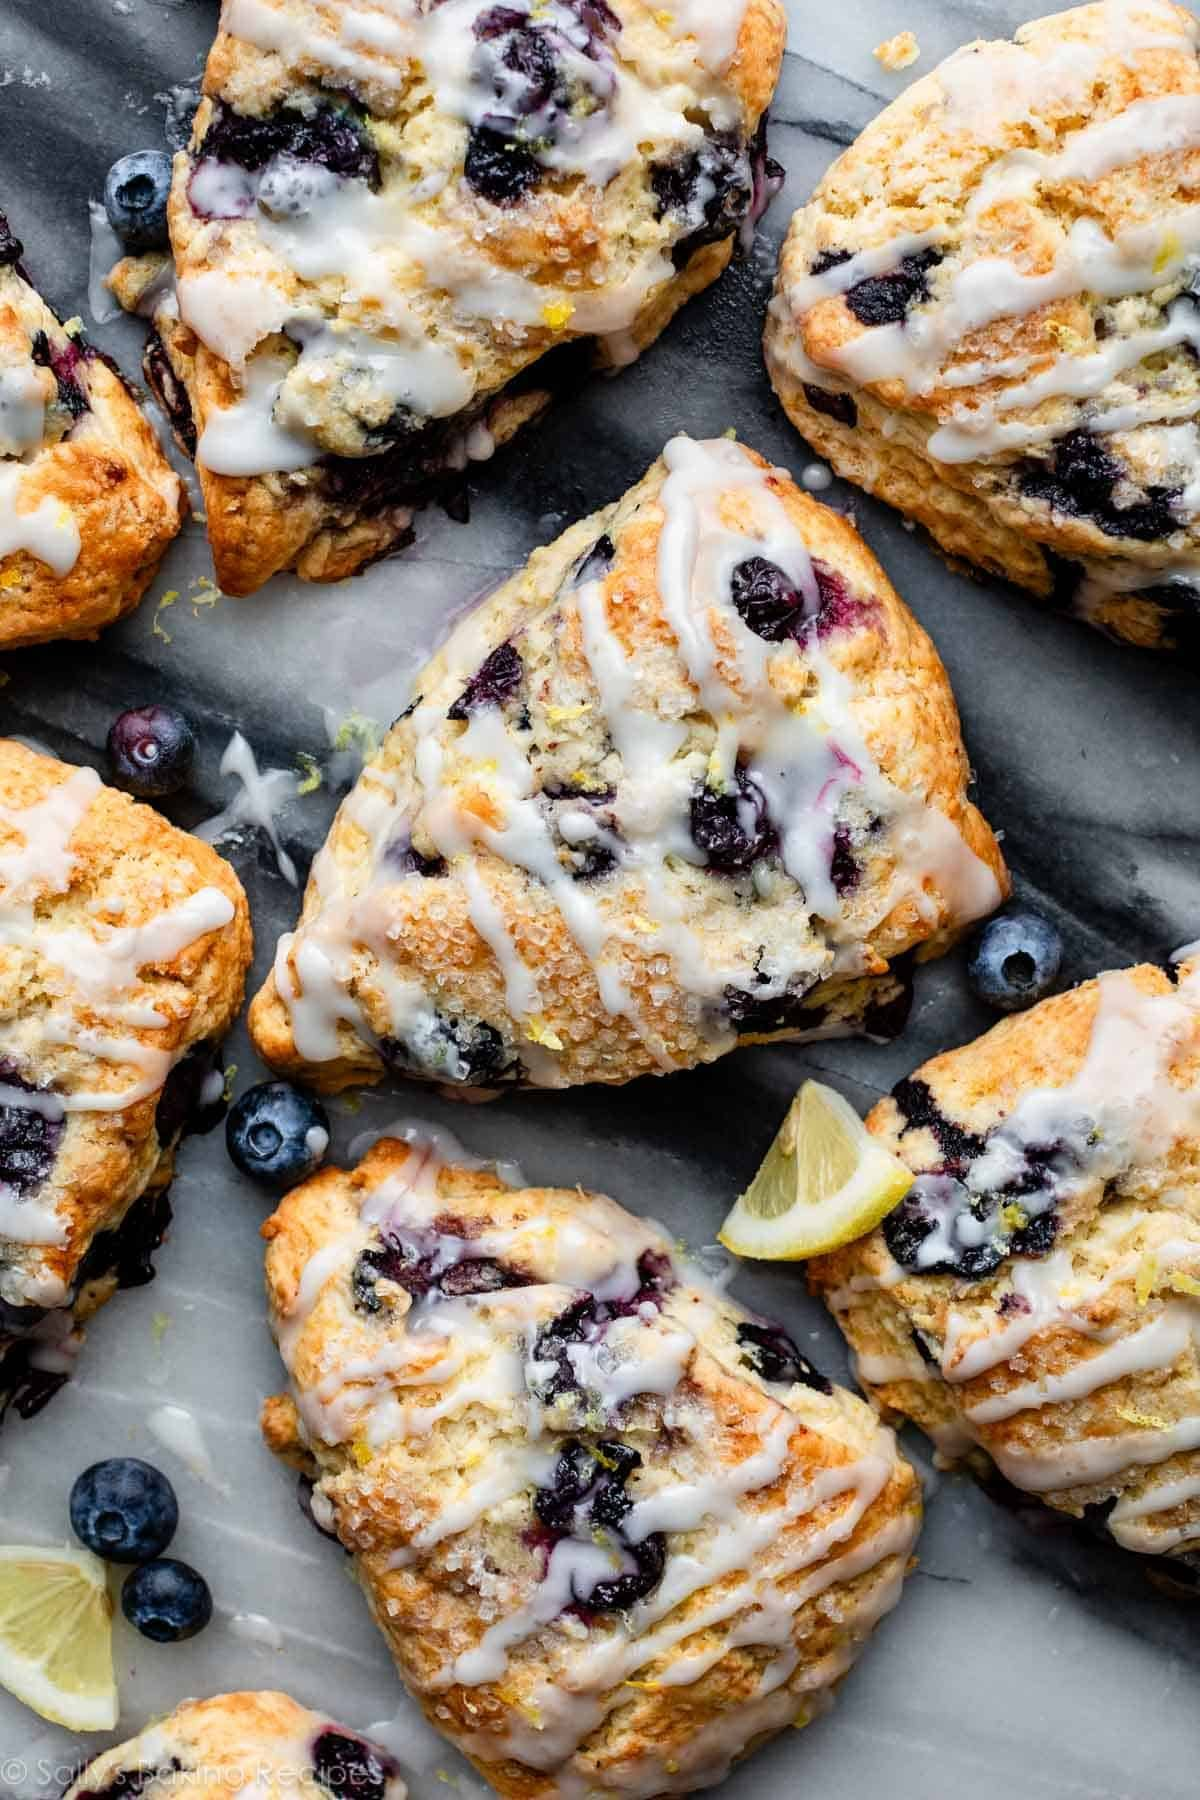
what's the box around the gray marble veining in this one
[0,1,1194,1794]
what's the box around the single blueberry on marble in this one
[107,705,196,797]
[121,1557,212,1642]
[967,911,1064,1013]
[104,151,173,251]
[69,1457,179,1564]
[225,1082,329,1189]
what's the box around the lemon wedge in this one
[719,1079,913,1260]
[0,1545,116,1730]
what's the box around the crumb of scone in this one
[874,30,920,70]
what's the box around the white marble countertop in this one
[0,2,1194,1796]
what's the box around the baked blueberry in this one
[121,1558,212,1642]
[106,705,196,798]
[844,247,942,326]
[30,330,90,420]
[737,1322,832,1394]
[690,766,776,872]
[104,151,173,252]
[803,382,857,427]
[651,134,753,267]
[225,1082,330,1188]
[0,212,23,266]
[0,1071,62,1199]
[447,642,524,719]
[729,556,806,641]
[311,1730,397,1800]
[463,125,543,205]
[69,1457,179,1564]
[967,911,1064,1013]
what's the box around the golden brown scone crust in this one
[0,740,251,1409]
[811,957,1200,1562]
[0,214,183,648]
[155,0,786,595]
[765,0,1200,652]
[261,1137,921,1799]
[65,1691,407,1800]
[249,435,1006,1095]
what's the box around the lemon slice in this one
[0,1545,116,1729]
[719,1079,913,1260]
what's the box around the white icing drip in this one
[0,765,100,894]
[147,1402,233,1496]
[198,730,298,884]
[964,1305,1195,1425]
[664,0,748,74]
[0,464,81,578]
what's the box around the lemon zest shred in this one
[152,589,179,642]
[351,1439,373,1467]
[623,1678,664,1691]
[295,752,323,796]
[1117,1405,1172,1430]
[151,1312,171,1345]
[222,1063,238,1103]
[1135,1252,1160,1306]
[545,703,591,724]
[1166,1269,1200,1299]
[334,709,382,754]
[541,300,575,330]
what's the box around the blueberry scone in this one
[142,0,786,596]
[0,740,252,1420]
[765,0,1200,653]
[0,212,183,649]
[66,1691,407,1800]
[249,435,1007,1094]
[261,1135,921,1799]
[810,956,1200,1569]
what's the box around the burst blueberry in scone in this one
[0,740,251,1421]
[765,0,1200,655]
[139,0,785,596]
[810,957,1200,1571]
[0,212,183,649]
[248,435,1007,1095]
[260,1136,921,1799]
[65,1691,407,1800]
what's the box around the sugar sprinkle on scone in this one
[0,740,251,1421]
[146,0,786,594]
[0,212,183,649]
[811,957,1200,1565]
[65,1691,407,1800]
[766,0,1200,653]
[261,1135,921,1799]
[249,434,1007,1095]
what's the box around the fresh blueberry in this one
[121,1558,212,1642]
[69,1458,179,1564]
[226,1082,330,1189]
[104,151,173,252]
[106,705,196,798]
[967,910,1064,1013]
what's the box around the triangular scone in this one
[0,213,183,648]
[811,957,1200,1566]
[146,0,785,595]
[250,435,1007,1094]
[261,1137,921,1798]
[0,740,252,1421]
[766,0,1200,654]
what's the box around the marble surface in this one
[0,1,1196,1794]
